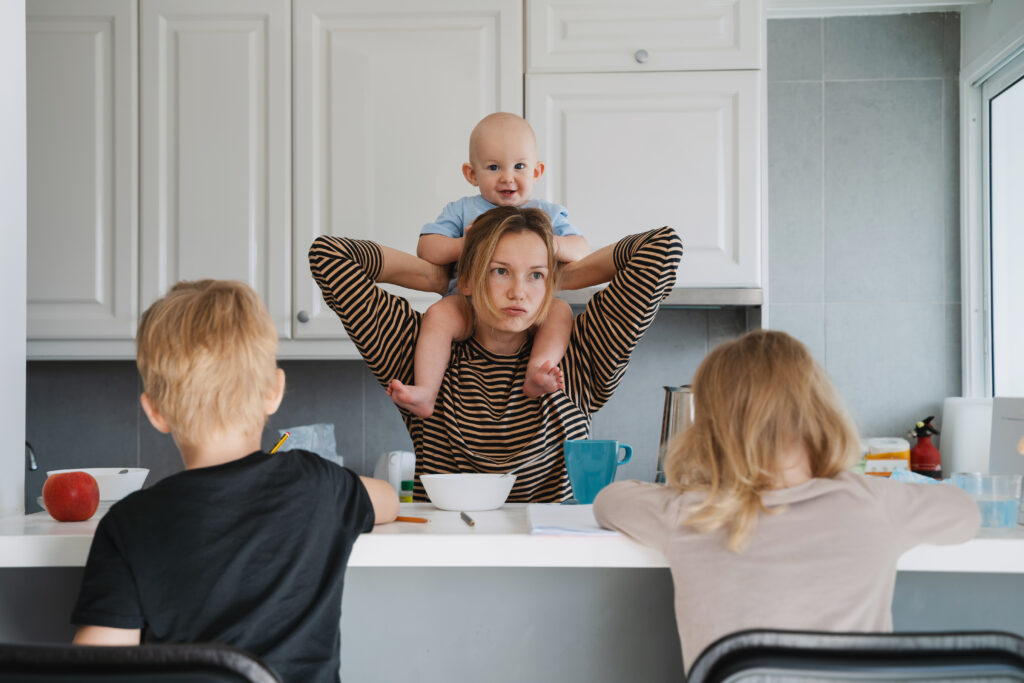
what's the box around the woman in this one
[594,330,980,671]
[309,206,682,502]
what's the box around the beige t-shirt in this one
[593,471,980,672]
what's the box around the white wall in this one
[961,0,1024,68]
[1,2,27,517]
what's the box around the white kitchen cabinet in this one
[139,0,292,337]
[26,0,138,342]
[291,0,523,340]
[527,0,763,73]
[526,0,764,290]
[527,71,762,287]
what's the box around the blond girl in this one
[594,329,980,672]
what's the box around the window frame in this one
[960,27,1024,397]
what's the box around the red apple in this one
[42,471,100,522]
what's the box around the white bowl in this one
[46,468,149,502]
[420,473,515,511]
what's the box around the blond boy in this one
[387,113,589,418]
[71,280,397,683]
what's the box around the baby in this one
[387,113,589,418]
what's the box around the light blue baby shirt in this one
[420,195,582,238]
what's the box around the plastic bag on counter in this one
[277,423,343,467]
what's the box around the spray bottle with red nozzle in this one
[909,416,942,480]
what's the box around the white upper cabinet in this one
[528,71,762,287]
[291,0,523,340]
[526,0,764,289]
[527,0,763,73]
[139,0,291,337]
[26,0,138,341]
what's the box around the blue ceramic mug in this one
[563,439,632,504]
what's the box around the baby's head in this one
[462,113,544,208]
[667,329,859,491]
[136,280,281,448]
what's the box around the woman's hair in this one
[136,279,279,447]
[456,206,558,326]
[664,329,860,552]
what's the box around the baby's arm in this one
[554,234,590,263]
[524,298,572,398]
[417,233,464,265]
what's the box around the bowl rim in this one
[46,467,149,477]
[420,472,514,480]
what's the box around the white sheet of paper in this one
[527,503,620,536]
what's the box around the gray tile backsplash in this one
[26,13,965,506]
[769,12,962,441]
[824,13,959,80]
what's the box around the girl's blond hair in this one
[456,206,558,326]
[136,280,279,447]
[664,330,860,552]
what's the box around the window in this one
[983,52,1024,396]
[963,35,1024,398]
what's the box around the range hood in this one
[561,287,762,308]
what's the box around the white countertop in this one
[2,503,1022,572]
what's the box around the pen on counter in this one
[269,432,290,454]
[395,516,429,524]
[460,511,475,527]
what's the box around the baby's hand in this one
[524,360,564,398]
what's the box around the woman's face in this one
[465,230,551,340]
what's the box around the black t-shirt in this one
[72,449,375,683]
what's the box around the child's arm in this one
[554,234,590,263]
[524,298,572,398]
[417,233,464,265]
[359,476,400,524]
[73,625,141,646]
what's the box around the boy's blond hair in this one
[456,205,558,326]
[136,280,279,447]
[664,330,860,552]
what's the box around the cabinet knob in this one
[297,310,310,323]
[633,49,649,64]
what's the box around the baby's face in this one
[464,123,544,207]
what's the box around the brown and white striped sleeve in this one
[307,236,419,390]
[563,226,683,415]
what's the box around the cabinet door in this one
[140,0,290,336]
[26,0,137,340]
[293,0,522,340]
[527,0,763,73]
[527,71,761,288]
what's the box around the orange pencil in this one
[395,516,429,523]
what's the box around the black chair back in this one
[0,642,282,683]
[687,629,1024,682]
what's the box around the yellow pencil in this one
[269,432,290,454]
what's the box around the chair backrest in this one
[0,642,282,683]
[687,629,1024,682]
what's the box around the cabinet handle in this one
[297,310,310,323]
[633,49,649,64]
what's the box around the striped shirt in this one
[309,227,682,502]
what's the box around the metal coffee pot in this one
[656,385,694,483]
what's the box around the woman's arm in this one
[562,226,683,414]
[308,237,446,389]
[417,234,464,266]
[553,235,590,263]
